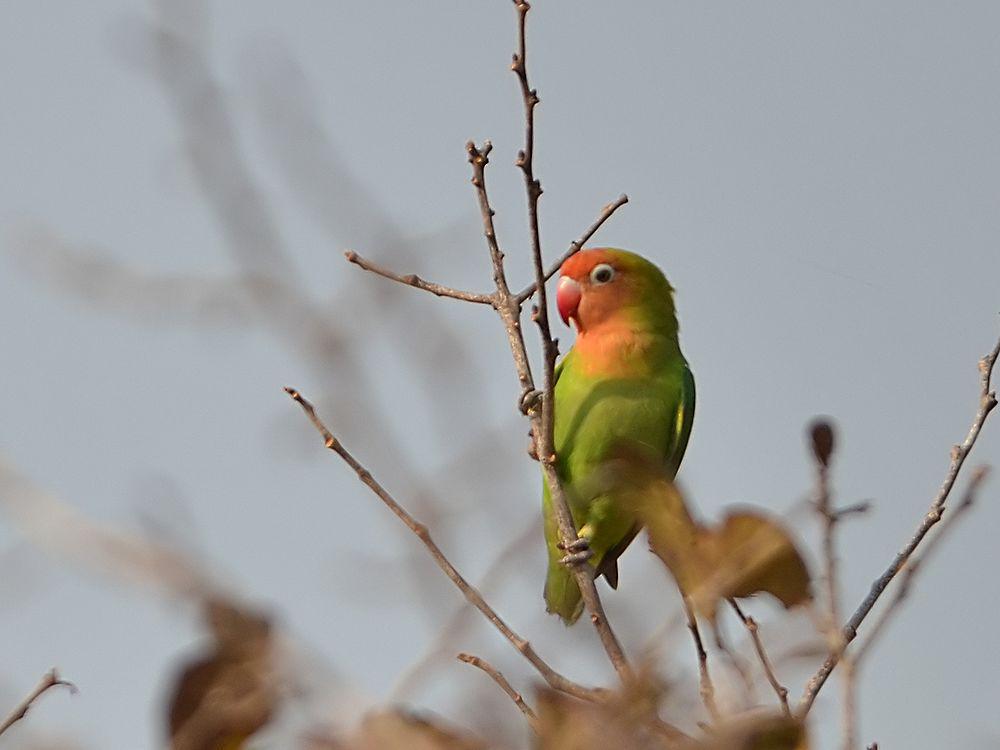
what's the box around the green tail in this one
[544,559,584,625]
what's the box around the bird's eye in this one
[590,263,615,285]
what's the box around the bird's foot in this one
[557,536,592,566]
[557,537,591,553]
[559,548,593,566]
[519,389,542,415]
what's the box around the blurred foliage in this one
[167,601,277,750]
[304,710,487,750]
[597,450,811,622]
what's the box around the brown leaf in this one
[693,511,812,616]
[167,600,277,750]
[535,674,683,750]
[618,462,811,622]
[698,713,808,750]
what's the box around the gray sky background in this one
[2,1,999,748]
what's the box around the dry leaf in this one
[611,454,812,622]
[335,710,488,750]
[697,713,808,750]
[691,510,812,617]
[167,599,277,750]
[535,673,683,750]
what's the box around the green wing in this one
[594,362,695,588]
[666,363,696,477]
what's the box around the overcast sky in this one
[2,2,999,748]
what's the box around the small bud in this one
[808,418,836,467]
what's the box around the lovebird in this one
[543,248,695,624]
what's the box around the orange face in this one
[556,248,639,333]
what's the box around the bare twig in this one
[682,598,719,721]
[710,620,756,709]
[798,334,1000,715]
[515,193,629,304]
[840,657,858,750]
[465,137,632,682]
[508,0,633,684]
[833,500,872,520]
[854,466,991,663]
[457,653,539,732]
[333,0,631,687]
[344,250,495,305]
[0,669,76,737]
[729,599,790,716]
[390,519,536,701]
[285,388,605,702]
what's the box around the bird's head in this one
[556,248,677,335]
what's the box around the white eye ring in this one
[590,263,615,285]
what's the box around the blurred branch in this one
[682,598,719,722]
[0,669,76,737]
[854,465,990,663]
[798,333,1000,715]
[729,599,789,716]
[285,388,606,703]
[710,622,755,709]
[457,653,538,732]
[0,459,213,598]
[344,251,495,304]
[807,419,855,749]
[9,228,264,325]
[389,518,536,701]
[809,419,841,636]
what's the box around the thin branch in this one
[854,465,991,663]
[682,597,719,722]
[285,388,605,703]
[811,424,841,636]
[465,136,631,681]
[798,333,1000,716]
[515,193,630,304]
[457,652,539,732]
[833,500,872,520]
[344,250,495,305]
[508,0,633,683]
[710,620,756,709]
[840,657,858,750]
[729,599,790,716]
[0,669,76,737]
[390,519,536,701]
[329,0,633,690]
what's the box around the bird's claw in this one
[519,389,542,414]
[558,536,592,565]
[559,548,594,566]
[557,537,591,553]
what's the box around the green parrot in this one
[543,248,695,624]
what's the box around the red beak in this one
[556,276,582,326]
